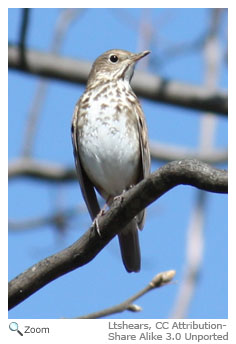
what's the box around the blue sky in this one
[8,8,228,319]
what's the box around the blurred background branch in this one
[171,8,224,318]
[8,140,228,183]
[21,9,84,158]
[18,8,30,67]
[8,204,85,231]
[8,44,228,115]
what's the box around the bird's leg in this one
[93,196,113,237]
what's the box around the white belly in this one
[78,100,140,198]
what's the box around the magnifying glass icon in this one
[9,322,23,336]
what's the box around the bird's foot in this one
[93,217,101,237]
[114,187,132,205]
[93,206,107,238]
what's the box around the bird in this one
[71,49,150,272]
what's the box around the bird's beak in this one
[132,50,150,62]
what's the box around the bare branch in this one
[8,160,227,310]
[77,270,176,319]
[171,9,224,318]
[150,141,227,164]
[171,191,206,318]
[8,158,76,182]
[18,8,30,67]
[8,205,85,231]
[8,142,228,184]
[21,9,83,158]
[8,44,228,115]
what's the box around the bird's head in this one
[87,49,150,87]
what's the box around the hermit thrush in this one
[71,49,150,272]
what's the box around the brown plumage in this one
[72,49,150,272]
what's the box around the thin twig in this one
[18,8,30,67]
[77,271,176,319]
[8,205,85,231]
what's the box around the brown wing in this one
[134,101,151,229]
[71,104,100,220]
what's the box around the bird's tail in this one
[118,219,141,272]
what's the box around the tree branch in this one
[8,205,85,231]
[8,158,76,182]
[8,44,228,115]
[77,270,176,319]
[8,144,228,183]
[150,141,227,164]
[18,8,30,67]
[171,8,224,318]
[8,160,227,310]
[21,9,83,158]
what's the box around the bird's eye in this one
[109,55,118,63]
